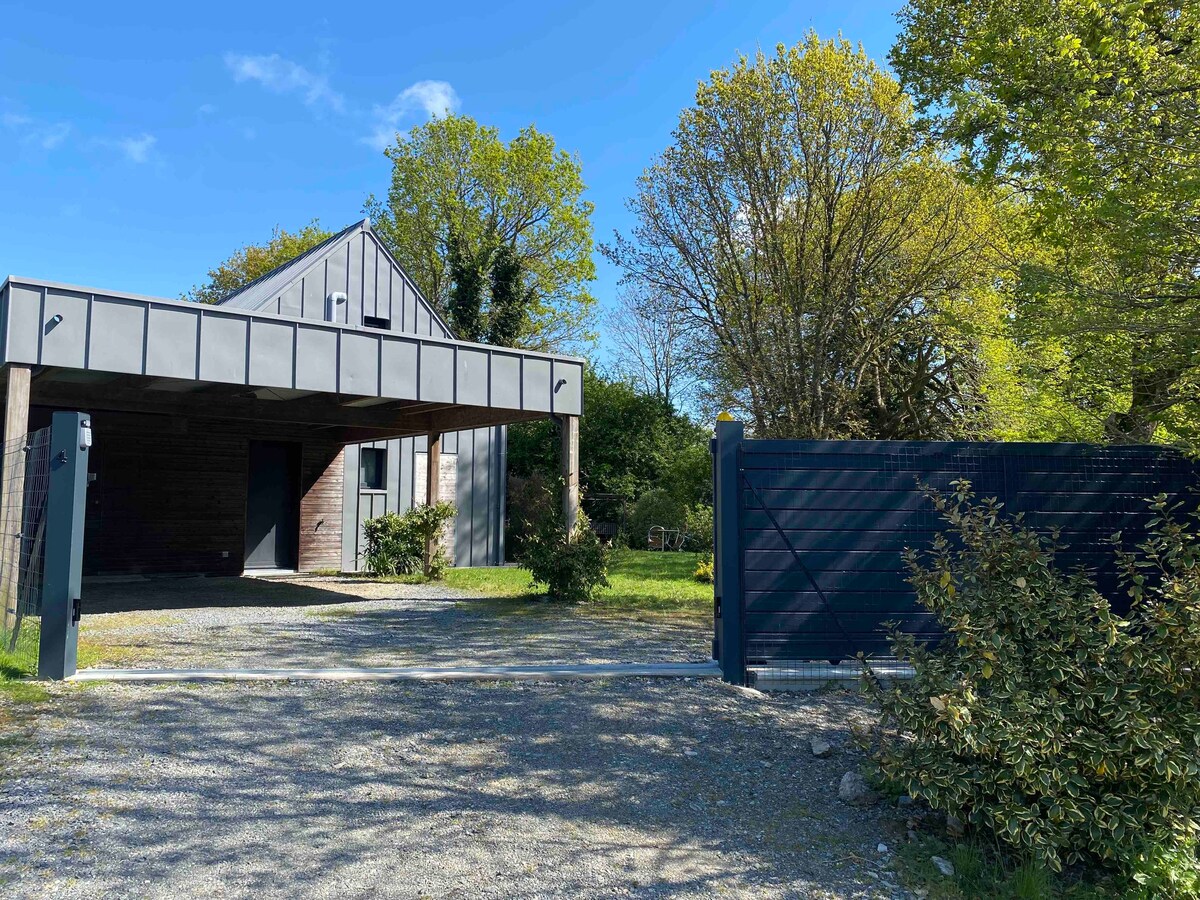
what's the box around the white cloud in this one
[197,103,217,115]
[1,111,71,149]
[362,80,459,150]
[37,122,70,149]
[224,52,344,113]
[117,133,156,163]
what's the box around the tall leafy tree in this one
[365,114,596,351]
[892,0,1200,442]
[183,220,333,304]
[486,245,533,347]
[606,284,699,411]
[605,35,1008,440]
[445,230,487,342]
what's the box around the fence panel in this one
[713,427,1200,684]
[0,426,52,675]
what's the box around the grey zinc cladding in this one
[0,277,585,416]
[342,428,508,571]
[2,222,581,574]
[217,219,454,339]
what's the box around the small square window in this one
[360,447,386,490]
[363,315,390,330]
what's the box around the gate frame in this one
[713,418,744,683]
[37,411,90,680]
[711,424,1200,686]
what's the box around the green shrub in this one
[627,488,687,549]
[522,511,609,603]
[506,471,557,555]
[361,502,457,579]
[683,504,714,552]
[693,551,714,584]
[1127,838,1200,899]
[865,482,1200,881]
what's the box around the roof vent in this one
[325,291,348,323]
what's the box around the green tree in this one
[365,114,596,351]
[445,230,487,342]
[604,35,1010,440]
[507,369,710,506]
[183,220,333,304]
[892,0,1200,442]
[487,245,534,347]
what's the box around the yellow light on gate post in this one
[717,411,735,422]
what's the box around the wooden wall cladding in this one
[299,445,344,572]
[29,406,344,576]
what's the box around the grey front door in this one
[245,441,299,570]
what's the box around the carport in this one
[0,272,584,579]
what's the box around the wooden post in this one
[1,365,31,638]
[561,415,580,540]
[424,430,441,574]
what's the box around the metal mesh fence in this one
[0,426,51,676]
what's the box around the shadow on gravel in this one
[79,578,707,669]
[96,605,705,669]
[18,681,889,898]
[83,577,371,614]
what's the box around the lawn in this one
[1,621,142,699]
[445,549,712,620]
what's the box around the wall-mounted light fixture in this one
[554,378,567,394]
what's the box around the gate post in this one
[38,412,91,680]
[714,417,744,684]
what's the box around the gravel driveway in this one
[79,576,707,670]
[0,678,912,899]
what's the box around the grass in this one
[0,623,51,705]
[0,619,144,701]
[895,837,1119,899]
[443,549,712,621]
[0,679,50,704]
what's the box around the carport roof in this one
[0,273,583,441]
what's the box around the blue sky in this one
[0,0,900,352]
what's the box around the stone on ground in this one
[931,856,955,878]
[837,771,878,807]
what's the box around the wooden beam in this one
[424,430,442,576]
[30,378,547,438]
[427,406,548,433]
[1,365,32,637]
[561,414,580,539]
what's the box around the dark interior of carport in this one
[17,368,550,578]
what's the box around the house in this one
[0,219,583,577]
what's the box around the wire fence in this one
[745,657,914,691]
[0,426,52,676]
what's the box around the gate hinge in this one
[71,596,81,625]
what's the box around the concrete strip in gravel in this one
[69,660,723,683]
[0,578,922,898]
[1,678,912,899]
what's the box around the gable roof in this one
[216,218,454,338]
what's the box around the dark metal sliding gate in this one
[712,419,1200,684]
[0,412,91,680]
